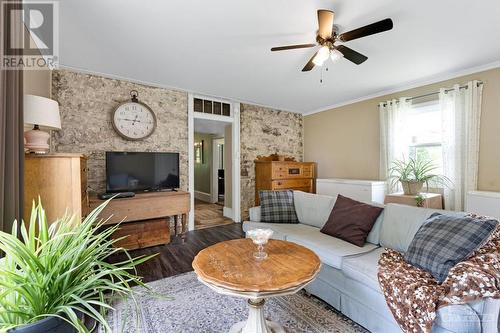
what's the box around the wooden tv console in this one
[89,191,190,250]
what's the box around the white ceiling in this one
[59,0,500,114]
[194,118,228,137]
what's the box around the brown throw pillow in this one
[320,195,383,247]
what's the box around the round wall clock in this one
[112,90,157,140]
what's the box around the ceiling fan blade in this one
[317,9,335,39]
[271,43,316,51]
[302,51,318,72]
[338,18,393,42]
[336,45,368,65]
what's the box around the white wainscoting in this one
[466,191,500,219]
[316,178,386,204]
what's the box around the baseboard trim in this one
[194,191,212,202]
[223,207,233,219]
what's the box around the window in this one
[403,101,443,175]
[193,97,231,116]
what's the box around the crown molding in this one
[304,60,500,116]
[56,64,302,114]
[58,59,500,117]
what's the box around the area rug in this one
[105,271,368,333]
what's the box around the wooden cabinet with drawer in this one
[24,153,89,225]
[255,161,316,205]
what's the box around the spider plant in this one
[0,199,156,332]
[388,157,450,194]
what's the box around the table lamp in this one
[24,94,61,154]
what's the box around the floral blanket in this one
[378,219,500,333]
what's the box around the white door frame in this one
[188,94,241,230]
[212,137,225,204]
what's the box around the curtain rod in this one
[380,81,483,107]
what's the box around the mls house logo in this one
[1,1,59,69]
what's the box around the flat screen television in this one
[106,151,179,193]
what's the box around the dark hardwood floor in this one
[109,223,244,283]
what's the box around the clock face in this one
[112,101,157,140]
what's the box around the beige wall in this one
[194,132,213,194]
[23,69,52,132]
[304,67,500,191]
[23,69,51,97]
[23,31,51,97]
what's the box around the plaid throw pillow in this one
[259,190,298,223]
[404,213,498,283]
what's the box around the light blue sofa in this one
[243,191,500,333]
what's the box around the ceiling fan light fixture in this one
[330,48,344,62]
[273,9,392,72]
[312,46,330,66]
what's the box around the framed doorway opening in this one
[188,93,241,231]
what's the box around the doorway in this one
[212,137,225,205]
[188,94,241,230]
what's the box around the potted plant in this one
[0,200,156,332]
[415,194,425,207]
[388,157,450,195]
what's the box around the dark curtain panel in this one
[0,0,24,233]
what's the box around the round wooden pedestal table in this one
[192,238,321,333]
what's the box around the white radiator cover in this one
[316,178,386,204]
[466,191,500,219]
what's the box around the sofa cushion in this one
[259,190,298,223]
[249,206,261,222]
[341,247,385,293]
[286,230,379,269]
[247,197,383,245]
[243,220,378,269]
[242,221,319,241]
[379,203,464,253]
[321,195,384,247]
[366,208,384,245]
[404,213,498,283]
[293,191,335,228]
[433,304,481,333]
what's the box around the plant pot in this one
[400,180,424,195]
[9,316,76,333]
[8,310,90,333]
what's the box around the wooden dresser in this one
[255,161,316,205]
[24,153,88,224]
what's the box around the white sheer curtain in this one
[379,98,412,192]
[439,80,483,211]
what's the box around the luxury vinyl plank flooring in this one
[109,223,244,283]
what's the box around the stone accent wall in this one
[240,104,303,218]
[51,70,304,220]
[51,70,188,193]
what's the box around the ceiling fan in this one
[271,10,393,71]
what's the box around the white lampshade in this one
[330,49,344,62]
[24,94,61,130]
[312,46,330,66]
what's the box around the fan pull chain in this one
[320,66,329,84]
